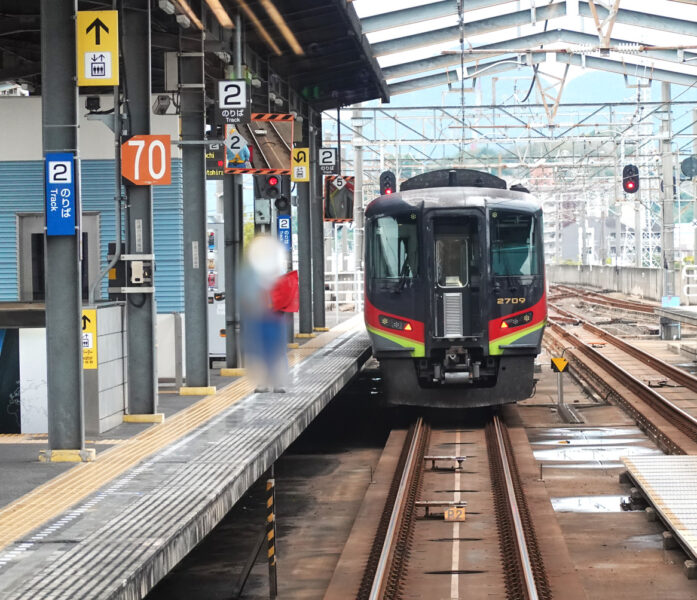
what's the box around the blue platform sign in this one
[45,152,76,236]
[277,215,291,253]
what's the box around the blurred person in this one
[239,235,297,392]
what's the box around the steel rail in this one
[269,121,292,154]
[547,320,697,446]
[243,123,271,167]
[550,285,653,313]
[493,415,540,600]
[369,417,424,600]
[550,302,697,401]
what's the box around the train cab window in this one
[490,210,540,276]
[435,237,469,288]
[369,215,418,280]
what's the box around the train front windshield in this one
[369,215,419,281]
[490,210,541,276]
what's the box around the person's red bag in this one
[270,270,299,312]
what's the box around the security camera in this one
[86,96,101,112]
[152,94,171,115]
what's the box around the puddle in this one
[533,427,642,438]
[541,462,624,470]
[551,495,628,513]
[625,533,663,550]
[533,438,645,447]
[534,444,660,462]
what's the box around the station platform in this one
[0,316,370,600]
[655,305,697,327]
[623,455,697,562]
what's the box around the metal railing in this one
[324,270,364,321]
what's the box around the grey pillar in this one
[353,112,365,271]
[41,0,83,450]
[298,112,313,334]
[281,175,295,342]
[224,175,242,367]
[310,110,326,329]
[692,109,697,265]
[123,1,157,413]
[661,82,675,298]
[181,33,209,386]
[635,187,642,267]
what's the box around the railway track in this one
[549,284,655,314]
[358,416,551,600]
[243,121,292,169]
[546,307,697,454]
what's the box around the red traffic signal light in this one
[622,164,639,194]
[380,170,397,195]
[267,175,279,186]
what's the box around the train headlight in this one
[379,314,411,332]
[501,311,533,329]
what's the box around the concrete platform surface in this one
[623,455,697,561]
[0,317,370,600]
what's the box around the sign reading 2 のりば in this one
[45,152,76,236]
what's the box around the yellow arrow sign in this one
[291,147,309,182]
[551,357,569,373]
[77,11,119,86]
[81,309,98,370]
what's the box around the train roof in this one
[365,186,541,217]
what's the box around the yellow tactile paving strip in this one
[0,316,363,552]
[0,435,122,445]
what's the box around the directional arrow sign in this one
[292,147,309,182]
[81,309,98,370]
[550,357,569,373]
[77,11,119,86]
[86,18,109,45]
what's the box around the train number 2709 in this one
[496,297,526,304]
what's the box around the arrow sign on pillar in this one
[82,314,91,330]
[86,18,109,45]
[77,11,119,86]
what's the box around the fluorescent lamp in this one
[158,0,176,15]
[176,14,191,28]
[259,0,303,56]
[232,0,282,56]
[205,0,234,29]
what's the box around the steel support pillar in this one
[180,34,209,386]
[123,1,157,413]
[310,110,326,330]
[224,174,242,367]
[353,111,365,272]
[41,0,84,452]
[281,175,295,342]
[693,109,697,266]
[297,112,313,334]
[661,83,675,298]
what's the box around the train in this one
[364,169,546,408]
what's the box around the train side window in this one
[369,216,418,279]
[490,210,540,276]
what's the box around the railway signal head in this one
[380,170,397,195]
[260,174,280,199]
[274,196,290,214]
[622,164,639,194]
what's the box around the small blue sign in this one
[277,215,291,253]
[45,152,76,236]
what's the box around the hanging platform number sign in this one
[291,148,310,182]
[217,80,249,125]
[319,147,338,175]
[121,135,171,185]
